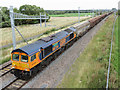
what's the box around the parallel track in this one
[2,46,67,90]
[0,64,12,77]
[2,78,27,90]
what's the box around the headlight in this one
[24,69,28,71]
[12,67,15,69]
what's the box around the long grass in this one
[110,16,119,88]
[111,16,118,73]
[57,15,118,88]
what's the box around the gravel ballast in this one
[1,72,16,89]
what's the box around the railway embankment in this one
[22,14,110,88]
[57,15,118,88]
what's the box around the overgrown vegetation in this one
[57,15,118,88]
[0,5,49,28]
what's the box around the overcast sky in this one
[0,0,119,10]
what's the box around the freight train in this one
[11,13,111,79]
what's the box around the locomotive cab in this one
[11,52,30,71]
[11,49,31,78]
[11,48,42,79]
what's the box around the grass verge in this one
[57,15,118,88]
[111,16,118,74]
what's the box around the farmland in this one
[57,15,118,88]
[0,16,89,64]
[49,13,94,17]
[1,17,89,47]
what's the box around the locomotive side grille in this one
[40,37,53,42]
[64,29,73,33]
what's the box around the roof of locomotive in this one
[12,28,75,56]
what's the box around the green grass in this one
[57,15,118,88]
[112,15,120,88]
[49,13,94,17]
[119,16,120,88]
[111,16,118,73]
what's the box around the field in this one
[1,17,89,47]
[57,15,118,88]
[0,16,89,64]
[49,13,94,17]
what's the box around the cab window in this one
[21,55,28,62]
[31,54,36,62]
[12,54,19,61]
[70,33,74,39]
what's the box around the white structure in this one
[78,7,80,23]
[9,6,49,49]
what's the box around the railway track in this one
[1,50,62,90]
[1,15,110,89]
[2,78,27,90]
[0,62,12,77]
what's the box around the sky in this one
[0,0,119,10]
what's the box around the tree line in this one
[46,10,93,15]
[0,5,50,28]
[1,5,115,28]
[45,10,111,15]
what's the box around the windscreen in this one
[12,54,19,61]
[21,55,28,62]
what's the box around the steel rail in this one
[0,61,11,70]
[1,78,27,90]
[0,64,12,77]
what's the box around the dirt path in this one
[22,16,109,88]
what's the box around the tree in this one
[1,5,50,28]
[19,4,45,15]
